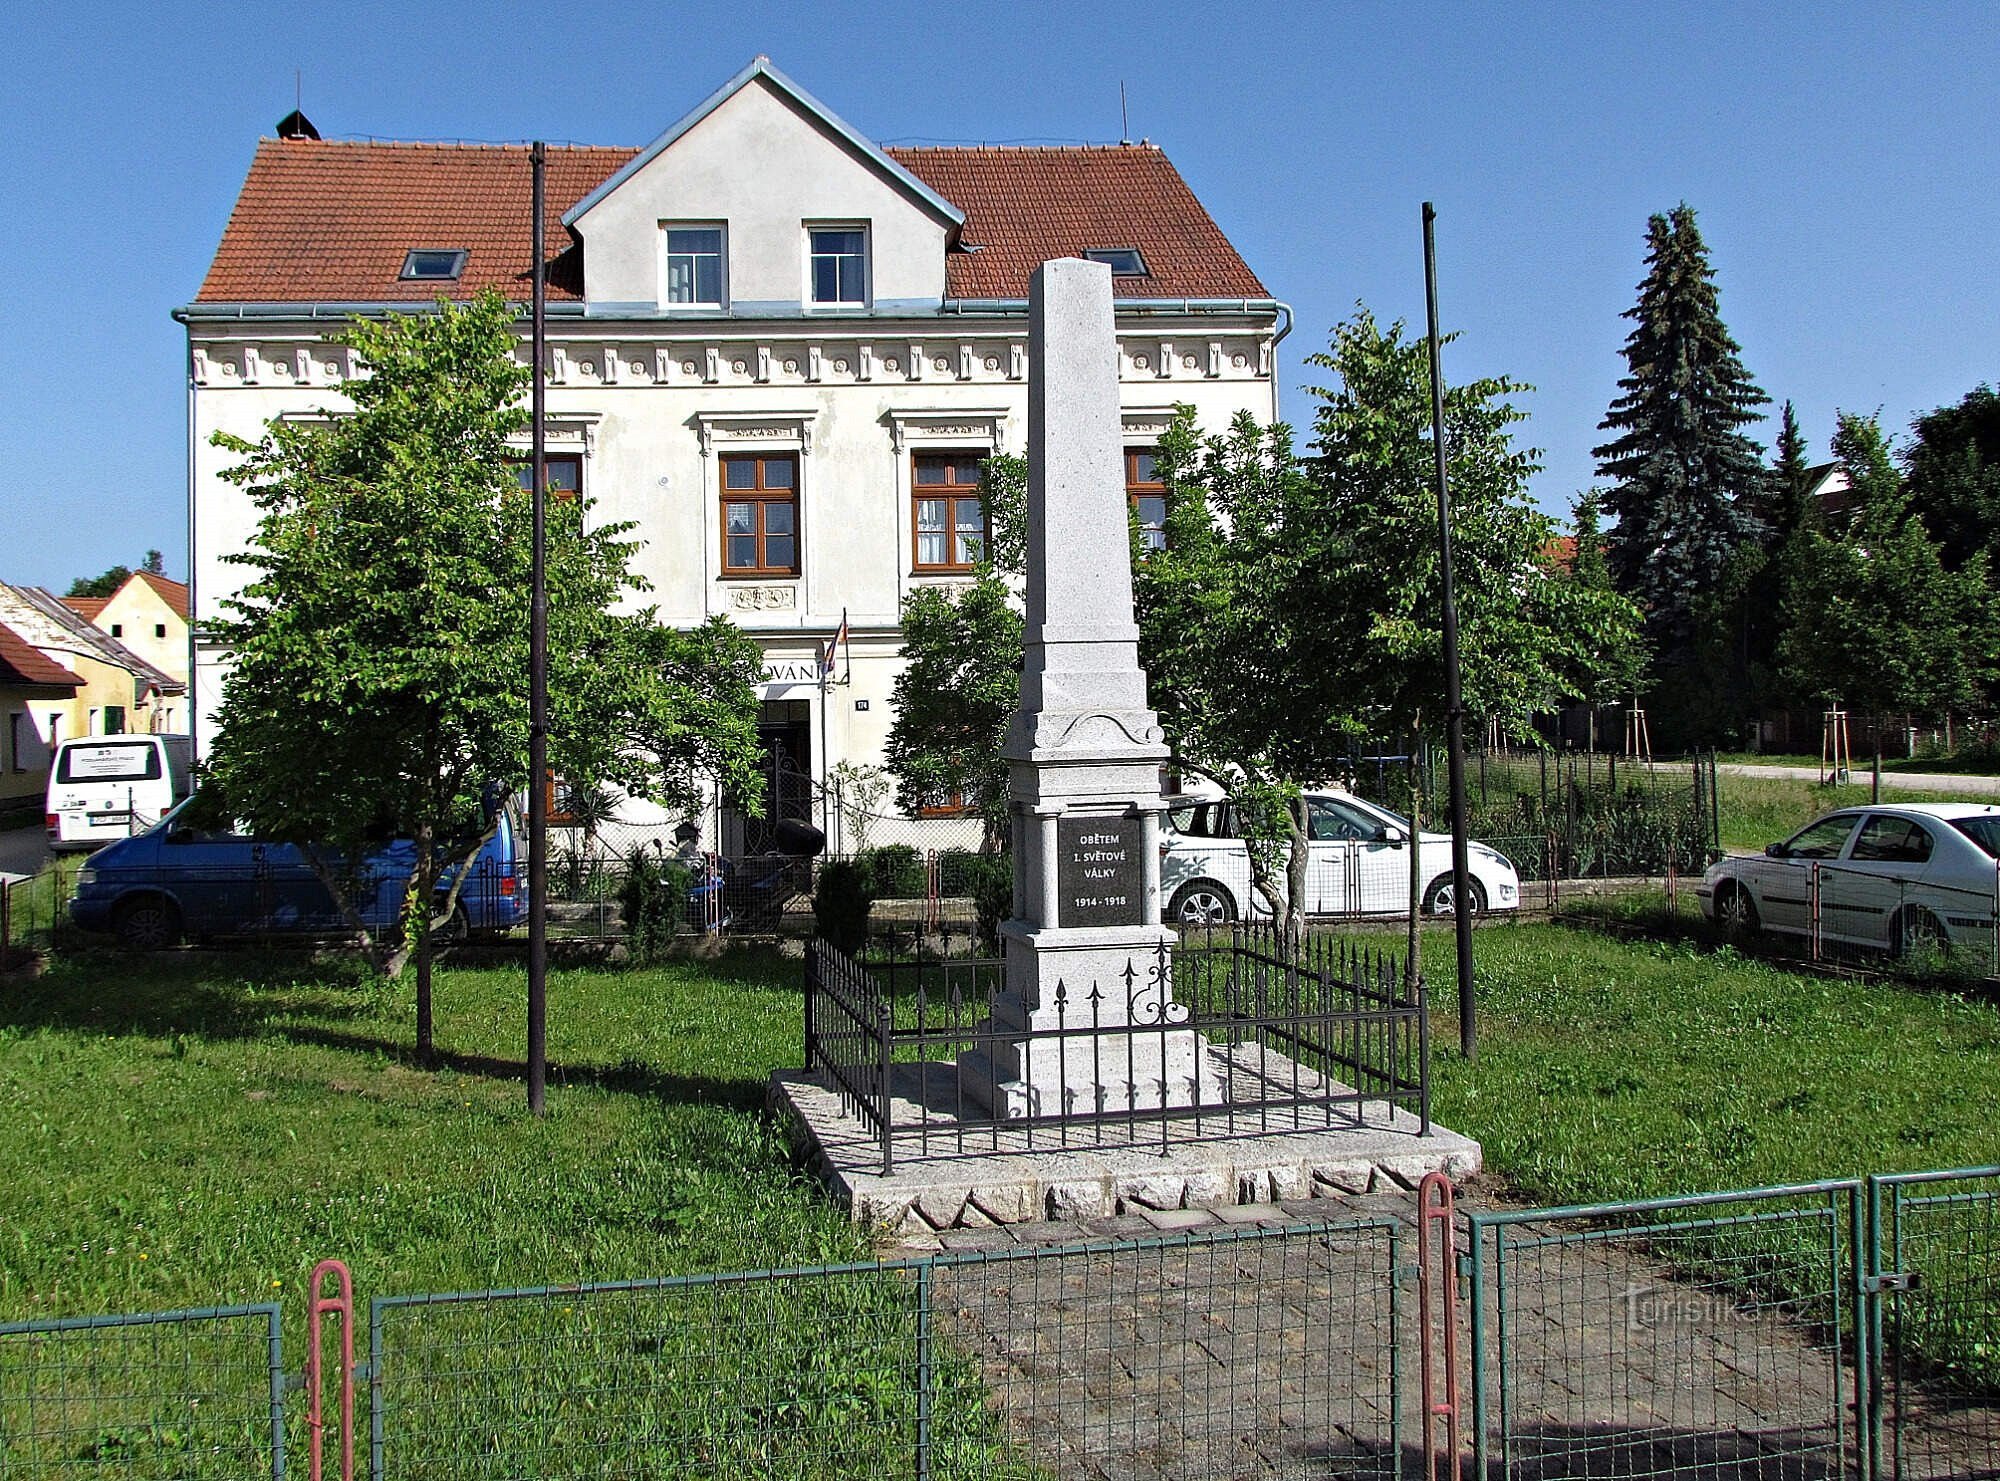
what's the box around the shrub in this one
[619,848,691,965]
[857,844,925,899]
[813,859,875,955]
[955,852,1013,951]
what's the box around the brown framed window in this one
[918,789,971,818]
[721,453,799,576]
[511,454,582,500]
[912,452,988,572]
[1127,448,1167,553]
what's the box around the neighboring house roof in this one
[193,137,1266,306]
[1541,534,1578,572]
[133,571,191,621]
[0,586,185,695]
[0,621,81,692]
[62,595,110,622]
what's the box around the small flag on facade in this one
[821,609,849,680]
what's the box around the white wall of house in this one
[188,317,1278,772]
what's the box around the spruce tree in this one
[1594,205,1769,650]
[1767,400,1816,541]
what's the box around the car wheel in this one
[1715,883,1761,940]
[1169,881,1237,928]
[1422,874,1487,918]
[1894,906,1946,961]
[430,904,471,945]
[113,896,182,951]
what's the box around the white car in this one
[1698,802,2000,956]
[1158,790,1521,925]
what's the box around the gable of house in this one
[88,572,191,686]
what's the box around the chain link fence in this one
[2,1167,1994,1480]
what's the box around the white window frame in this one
[806,223,870,309]
[660,223,728,309]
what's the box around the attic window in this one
[1084,248,1149,277]
[400,249,468,281]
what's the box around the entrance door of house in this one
[722,702,814,855]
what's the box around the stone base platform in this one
[769,1042,1480,1237]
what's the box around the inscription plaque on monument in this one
[1056,815,1146,928]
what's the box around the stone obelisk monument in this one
[962,258,1210,1119]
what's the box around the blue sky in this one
[5,0,1996,590]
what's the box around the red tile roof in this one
[195,139,1265,305]
[62,596,109,622]
[0,622,81,691]
[134,572,191,621]
[197,141,629,304]
[888,146,1266,301]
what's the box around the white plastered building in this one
[178,57,1285,850]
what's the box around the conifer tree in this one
[1594,205,1769,650]
[1767,399,1817,541]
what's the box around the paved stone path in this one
[1717,763,2000,799]
[888,1187,1998,1481]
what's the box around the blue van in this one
[69,803,526,949]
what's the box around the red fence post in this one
[1418,1170,1462,1481]
[306,1259,356,1481]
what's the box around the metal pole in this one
[528,142,549,1117]
[1423,202,1477,1059]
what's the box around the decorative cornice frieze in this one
[188,326,1273,391]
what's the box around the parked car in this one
[1158,790,1521,925]
[1698,802,2000,957]
[45,733,194,851]
[68,802,526,949]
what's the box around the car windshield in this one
[1950,815,2000,859]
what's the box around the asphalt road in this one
[1716,762,2000,797]
[0,825,50,881]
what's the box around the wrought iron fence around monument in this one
[805,922,1428,1176]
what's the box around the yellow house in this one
[66,572,190,689]
[1,621,81,825]
[0,585,187,747]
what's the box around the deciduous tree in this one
[1778,413,1993,793]
[206,291,763,1059]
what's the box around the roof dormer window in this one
[808,226,869,307]
[663,225,726,307]
[1084,247,1149,277]
[400,248,467,281]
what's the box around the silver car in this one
[1158,790,1521,925]
[1698,802,2000,956]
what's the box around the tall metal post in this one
[1423,202,1477,1059]
[527,142,549,1115]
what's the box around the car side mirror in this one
[166,827,197,845]
[1376,826,1402,844]
[1765,843,1788,858]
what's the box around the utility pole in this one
[528,141,549,1115]
[1423,202,1477,1059]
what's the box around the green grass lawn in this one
[0,947,860,1323]
[1425,922,2000,1203]
[1714,771,1989,851]
[4,925,1994,1324]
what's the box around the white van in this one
[45,733,194,851]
